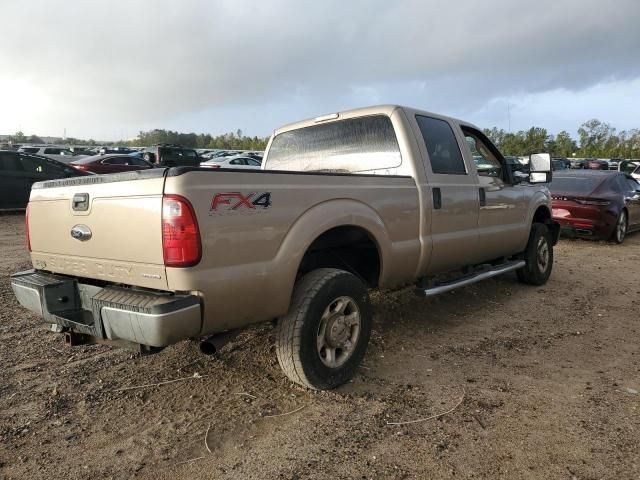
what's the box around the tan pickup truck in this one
[11,105,559,390]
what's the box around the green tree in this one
[577,119,614,157]
[551,131,577,157]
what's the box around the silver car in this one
[200,154,262,169]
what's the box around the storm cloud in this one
[1,0,639,138]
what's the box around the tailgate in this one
[28,170,169,290]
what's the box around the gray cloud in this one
[1,0,639,137]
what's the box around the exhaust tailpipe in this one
[199,330,240,356]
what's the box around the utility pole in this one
[507,101,511,133]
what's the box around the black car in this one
[0,150,88,209]
[142,144,201,167]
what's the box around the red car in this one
[551,171,640,243]
[70,154,153,174]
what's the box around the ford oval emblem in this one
[70,225,92,241]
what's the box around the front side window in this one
[20,155,65,174]
[415,116,466,175]
[626,177,640,192]
[265,115,402,173]
[463,129,503,178]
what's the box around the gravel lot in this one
[1,212,639,479]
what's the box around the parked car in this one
[608,158,623,171]
[551,170,640,243]
[12,105,557,390]
[69,154,154,174]
[142,144,200,167]
[17,146,81,163]
[587,159,609,170]
[200,155,262,169]
[552,157,570,170]
[0,150,88,209]
[619,160,640,180]
[569,158,588,169]
[552,159,568,171]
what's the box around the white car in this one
[200,155,262,170]
[18,146,84,163]
[619,160,640,180]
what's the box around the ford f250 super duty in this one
[11,105,559,390]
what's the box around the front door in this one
[413,115,480,274]
[0,152,28,209]
[460,127,528,261]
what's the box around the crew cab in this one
[11,105,559,390]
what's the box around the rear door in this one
[413,115,479,274]
[0,151,28,209]
[623,175,640,228]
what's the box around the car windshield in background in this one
[265,115,402,173]
[551,175,605,194]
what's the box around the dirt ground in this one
[1,212,639,480]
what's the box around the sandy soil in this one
[1,211,638,479]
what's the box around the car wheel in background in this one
[611,210,627,244]
[517,223,553,286]
[276,268,372,390]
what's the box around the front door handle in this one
[433,187,442,210]
[479,188,486,207]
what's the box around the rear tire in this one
[517,223,553,286]
[276,268,372,390]
[611,210,627,244]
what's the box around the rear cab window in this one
[265,115,402,174]
[415,116,466,175]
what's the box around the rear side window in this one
[265,115,401,173]
[0,152,20,171]
[102,157,129,165]
[20,147,39,154]
[416,116,466,175]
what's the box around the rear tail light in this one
[25,204,31,252]
[575,199,610,206]
[162,195,201,267]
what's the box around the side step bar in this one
[419,260,526,297]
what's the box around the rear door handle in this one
[479,188,486,207]
[432,187,442,210]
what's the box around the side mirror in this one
[529,153,552,183]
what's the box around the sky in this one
[1,0,639,141]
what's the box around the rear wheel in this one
[611,210,627,244]
[517,223,553,285]
[276,268,372,390]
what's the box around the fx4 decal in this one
[210,192,272,212]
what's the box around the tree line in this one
[3,129,269,151]
[5,119,640,158]
[127,129,268,151]
[483,119,640,159]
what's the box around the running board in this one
[419,260,526,297]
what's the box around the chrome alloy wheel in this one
[316,296,361,368]
[616,211,627,243]
[536,236,550,272]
